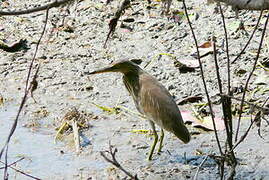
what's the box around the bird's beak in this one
[86,66,115,75]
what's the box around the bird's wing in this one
[139,73,190,143]
[139,74,183,124]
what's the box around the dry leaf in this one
[174,59,199,73]
[181,110,225,131]
[198,41,212,48]
[178,96,203,105]
[0,39,28,52]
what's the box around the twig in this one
[0,8,50,179]
[0,160,41,180]
[71,119,81,153]
[231,97,269,151]
[0,157,24,169]
[218,3,231,94]
[230,115,255,152]
[232,11,263,64]
[0,0,74,16]
[182,0,223,156]
[254,97,269,139]
[104,0,130,47]
[218,94,269,113]
[100,144,138,180]
[218,5,238,174]
[235,11,268,141]
[30,64,40,103]
[193,155,209,180]
[212,35,237,169]
[218,3,234,139]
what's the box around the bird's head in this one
[87,59,141,75]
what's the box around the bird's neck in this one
[123,72,140,98]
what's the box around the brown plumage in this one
[88,60,190,160]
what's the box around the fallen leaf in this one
[0,95,4,106]
[181,110,225,131]
[91,102,120,114]
[120,23,132,32]
[174,59,199,73]
[236,69,247,76]
[123,18,135,23]
[178,96,203,105]
[130,129,150,134]
[0,39,28,52]
[195,116,225,131]
[261,58,269,67]
[198,41,212,48]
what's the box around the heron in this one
[88,60,190,160]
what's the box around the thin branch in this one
[182,0,223,156]
[0,0,73,16]
[193,155,209,180]
[230,115,255,152]
[100,144,138,180]
[235,11,268,141]
[230,97,269,151]
[104,0,130,47]
[219,94,269,113]
[231,11,263,64]
[212,36,236,166]
[218,3,231,94]
[30,64,40,103]
[25,9,49,93]
[0,160,41,180]
[218,4,237,171]
[0,8,50,179]
[0,157,24,169]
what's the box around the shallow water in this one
[0,105,106,179]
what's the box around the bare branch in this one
[230,97,268,152]
[104,0,130,47]
[230,116,255,152]
[235,11,269,141]
[0,159,41,180]
[232,11,263,64]
[212,35,237,169]
[0,0,74,16]
[100,144,138,180]
[182,0,223,156]
[0,8,50,179]
[193,155,209,180]
[0,157,24,170]
[218,94,269,113]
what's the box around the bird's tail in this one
[172,123,191,143]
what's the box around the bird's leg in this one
[148,121,158,161]
[158,129,164,153]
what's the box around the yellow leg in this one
[148,121,158,161]
[158,129,164,153]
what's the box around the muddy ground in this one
[0,0,269,179]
